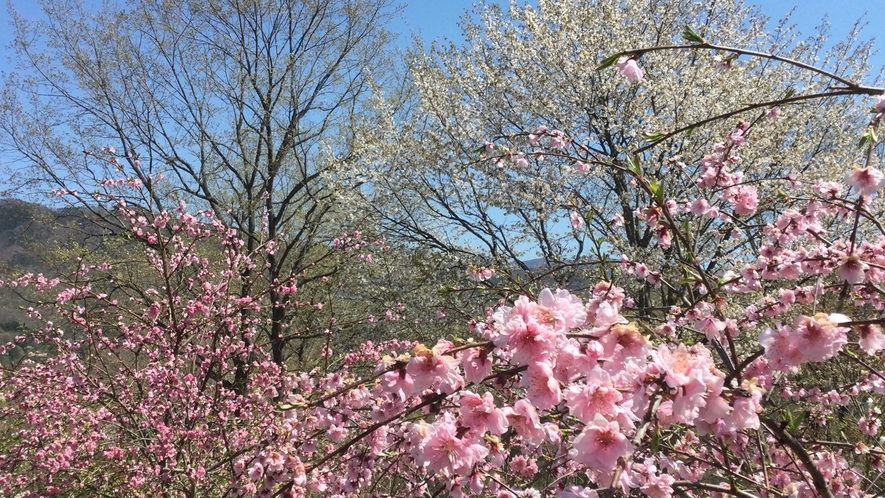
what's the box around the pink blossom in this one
[564,366,622,423]
[858,324,885,355]
[559,486,599,498]
[688,198,710,216]
[615,57,643,82]
[505,399,546,445]
[655,225,672,248]
[599,322,648,363]
[492,313,556,365]
[570,211,584,229]
[758,322,804,371]
[838,254,868,284]
[789,313,851,363]
[572,414,633,472]
[406,344,463,394]
[695,316,725,341]
[640,472,676,498]
[459,392,509,435]
[468,265,496,281]
[574,161,590,174]
[521,361,561,410]
[536,288,588,330]
[877,95,885,113]
[461,346,493,385]
[729,185,758,216]
[417,413,489,477]
[549,130,567,149]
[845,166,885,196]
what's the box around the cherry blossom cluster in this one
[2,38,885,498]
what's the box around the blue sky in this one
[2,1,882,75]
[393,0,879,45]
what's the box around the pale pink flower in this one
[727,127,745,146]
[696,316,725,341]
[792,313,850,363]
[505,399,546,445]
[591,300,627,332]
[380,368,415,400]
[615,57,643,82]
[521,361,561,410]
[418,413,489,477]
[549,130,567,149]
[814,181,842,198]
[860,416,881,436]
[640,472,676,498]
[858,324,885,355]
[758,322,804,371]
[573,161,590,174]
[468,265,496,281]
[599,322,648,363]
[492,313,556,365]
[461,346,493,385]
[877,95,885,113]
[572,414,633,472]
[688,198,710,216]
[845,166,885,196]
[459,392,509,435]
[559,486,599,498]
[564,366,622,423]
[570,211,584,230]
[838,254,868,284]
[655,225,672,247]
[652,344,705,388]
[406,344,463,394]
[537,288,588,330]
[730,186,758,216]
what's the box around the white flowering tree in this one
[345,0,881,309]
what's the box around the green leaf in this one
[596,53,622,71]
[788,410,806,432]
[680,264,702,281]
[858,127,878,148]
[649,178,664,205]
[648,178,660,196]
[650,428,660,453]
[628,154,642,176]
[682,26,705,44]
[641,131,666,144]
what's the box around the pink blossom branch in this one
[761,417,835,498]
[672,480,765,498]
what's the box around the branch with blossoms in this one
[5,28,885,498]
